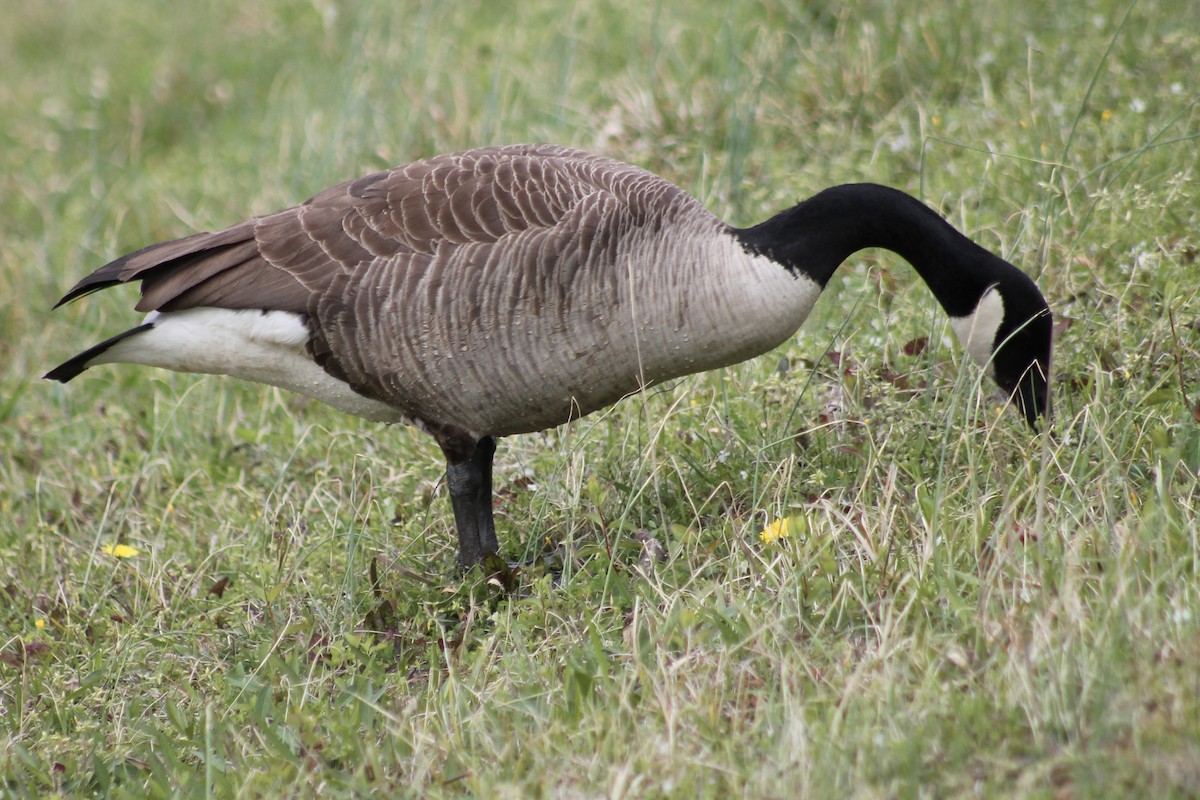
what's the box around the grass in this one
[2,0,1199,796]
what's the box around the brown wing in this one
[58,144,609,316]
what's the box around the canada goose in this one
[47,144,1052,568]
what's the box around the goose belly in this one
[95,308,408,424]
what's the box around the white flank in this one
[92,307,408,423]
[949,287,1005,371]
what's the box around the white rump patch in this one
[92,307,407,423]
[949,287,1005,371]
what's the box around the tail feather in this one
[52,222,262,310]
[52,233,217,308]
[43,323,154,383]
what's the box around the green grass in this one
[3,0,1199,796]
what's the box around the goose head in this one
[737,183,1053,428]
[950,273,1052,427]
[945,266,1051,429]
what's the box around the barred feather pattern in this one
[55,145,821,440]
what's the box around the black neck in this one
[733,183,1006,318]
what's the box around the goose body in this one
[47,144,1052,567]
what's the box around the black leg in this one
[444,436,498,567]
[474,436,499,554]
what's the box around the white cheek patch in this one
[949,287,1005,372]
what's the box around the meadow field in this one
[2,0,1198,796]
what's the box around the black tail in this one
[44,323,154,383]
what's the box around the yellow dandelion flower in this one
[1100,109,1113,122]
[35,618,46,629]
[101,543,140,558]
[759,517,792,544]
